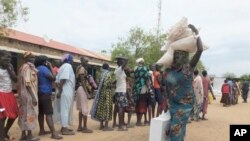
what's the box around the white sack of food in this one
[167,17,189,43]
[161,28,193,52]
[171,36,209,52]
[169,35,197,53]
[160,41,169,52]
[157,47,174,66]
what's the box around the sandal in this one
[51,134,63,140]
[82,128,93,133]
[26,137,40,141]
[61,129,75,135]
[61,128,74,132]
[102,127,114,131]
[118,127,128,131]
[38,131,51,136]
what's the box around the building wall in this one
[0,37,114,81]
[0,38,113,66]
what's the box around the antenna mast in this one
[156,0,162,39]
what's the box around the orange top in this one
[153,71,160,88]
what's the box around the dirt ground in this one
[7,97,250,141]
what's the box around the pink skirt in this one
[76,86,89,116]
[0,92,18,119]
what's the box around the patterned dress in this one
[18,62,38,131]
[166,64,194,141]
[190,75,203,120]
[91,70,113,121]
[133,65,150,114]
[133,66,149,101]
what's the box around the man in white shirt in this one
[114,57,129,131]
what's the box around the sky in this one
[15,0,250,77]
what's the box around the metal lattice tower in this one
[156,0,162,39]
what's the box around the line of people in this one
[0,50,170,141]
[189,70,216,123]
[221,79,248,107]
[1,25,208,141]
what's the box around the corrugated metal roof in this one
[4,29,111,61]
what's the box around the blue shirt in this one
[37,65,53,94]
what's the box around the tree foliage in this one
[223,72,237,79]
[0,0,28,35]
[111,27,166,68]
[111,27,205,71]
[240,73,250,81]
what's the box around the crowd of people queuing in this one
[1,26,249,141]
[0,24,215,141]
[220,78,249,107]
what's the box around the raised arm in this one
[188,24,203,68]
[46,61,56,81]
[190,37,203,68]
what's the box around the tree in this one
[111,27,166,68]
[111,27,206,70]
[240,74,250,81]
[223,72,237,79]
[0,0,28,36]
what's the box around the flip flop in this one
[61,130,75,135]
[82,128,93,133]
[26,137,40,141]
[118,127,128,131]
[51,134,63,140]
[202,118,208,120]
[102,127,114,131]
[39,131,51,136]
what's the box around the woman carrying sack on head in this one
[164,24,203,141]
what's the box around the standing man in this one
[35,55,62,139]
[152,64,163,117]
[75,57,93,133]
[18,52,39,141]
[56,54,75,135]
[241,81,249,103]
[201,70,215,120]
[114,57,129,131]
